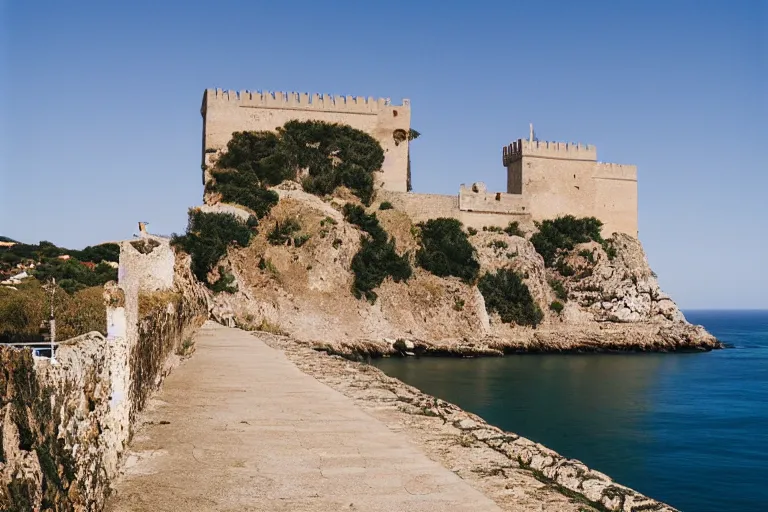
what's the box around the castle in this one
[201,89,638,237]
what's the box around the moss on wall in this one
[0,348,86,511]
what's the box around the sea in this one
[371,310,768,512]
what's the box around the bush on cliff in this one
[478,268,543,327]
[216,131,292,186]
[350,236,412,303]
[279,120,384,205]
[530,215,606,268]
[171,210,251,289]
[342,204,386,241]
[416,218,480,283]
[210,121,384,207]
[343,203,411,302]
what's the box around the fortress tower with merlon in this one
[201,88,411,192]
[502,137,637,237]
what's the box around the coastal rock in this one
[210,186,718,355]
[393,338,415,352]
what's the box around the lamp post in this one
[42,277,57,363]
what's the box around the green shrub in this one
[320,216,338,227]
[530,215,607,269]
[279,120,384,205]
[216,131,293,186]
[33,260,117,294]
[467,227,478,236]
[267,218,301,245]
[548,278,568,302]
[70,243,120,263]
[207,170,279,218]
[342,203,411,301]
[488,240,508,250]
[578,249,596,264]
[379,201,394,210]
[478,268,543,327]
[555,260,576,277]
[503,222,524,237]
[453,297,465,311]
[350,235,411,303]
[209,267,238,294]
[172,210,252,287]
[416,218,480,283]
[549,300,564,314]
[343,204,386,241]
[293,234,311,247]
[483,226,503,233]
[0,282,106,340]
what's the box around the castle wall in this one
[459,183,529,214]
[379,190,533,231]
[202,89,411,192]
[378,190,458,224]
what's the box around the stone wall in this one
[0,241,208,511]
[458,182,529,214]
[202,89,411,192]
[378,189,533,231]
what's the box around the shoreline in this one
[306,323,723,361]
[263,331,681,512]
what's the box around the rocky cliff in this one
[208,182,719,357]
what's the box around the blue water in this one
[372,311,768,512]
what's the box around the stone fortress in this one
[201,88,638,237]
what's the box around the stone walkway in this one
[106,322,501,512]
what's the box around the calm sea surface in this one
[371,311,768,512]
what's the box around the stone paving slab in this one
[106,323,502,511]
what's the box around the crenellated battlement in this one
[203,88,410,115]
[502,138,597,165]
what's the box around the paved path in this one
[107,323,501,512]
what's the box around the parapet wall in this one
[593,162,637,181]
[379,189,533,231]
[459,183,529,214]
[204,88,409,114]
[0,242,208,511]
[503,138,597,165]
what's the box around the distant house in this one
[58,254,71,261]
[80,261,96,270]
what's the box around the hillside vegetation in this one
[0,239,117,340]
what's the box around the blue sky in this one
[1,0,765,309]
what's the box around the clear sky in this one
[1,1,765,309]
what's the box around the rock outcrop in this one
[208,183,719,357]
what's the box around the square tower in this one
[501,138,638,237]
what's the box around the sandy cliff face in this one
[209,184,719,355]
